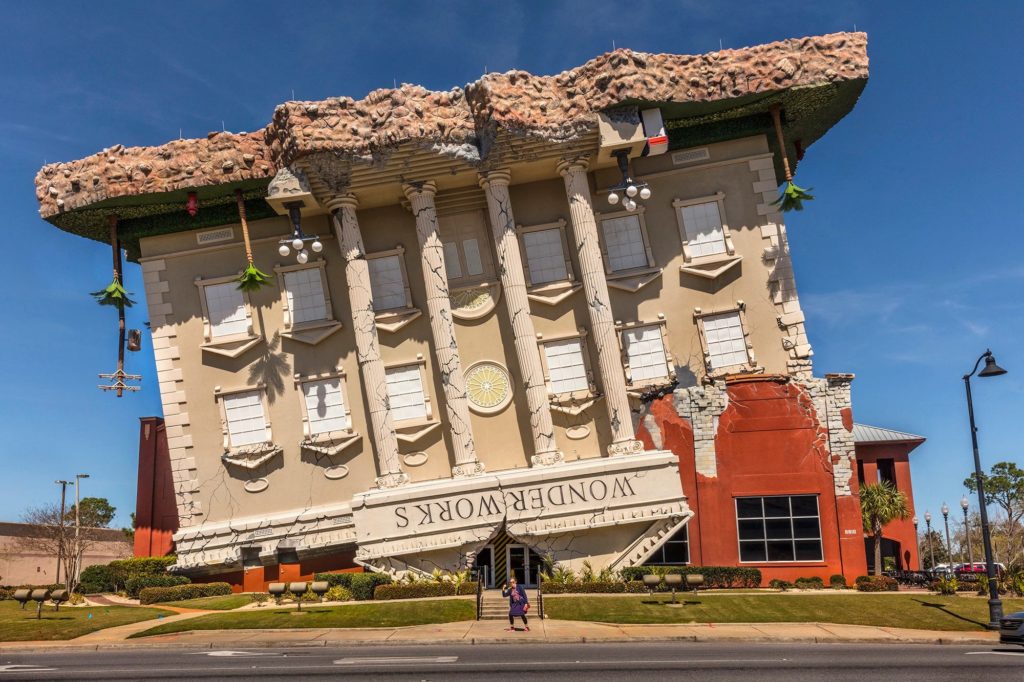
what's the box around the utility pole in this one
[54,480,70,586]
[73,473,90,587]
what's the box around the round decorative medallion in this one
[324,465,349,480]
[403,452,429,467]
[565,425,591,440]
[243,478,269,493]
[464,360,513,414]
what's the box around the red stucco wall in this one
[639,378,868,584]
[857,442,921,570]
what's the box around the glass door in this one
[474,545,495,587]
[506,544,536,587]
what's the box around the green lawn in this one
[160,594,254,610]
[0,599,170,642]
[132,598,476,638]
[544,593,1024,631]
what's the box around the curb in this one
[0,632,998,653]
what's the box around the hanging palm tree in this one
[769,105,814,212]
[234,189,271,292]
[860,481,911,575]
[91,276,134,308]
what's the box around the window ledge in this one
[221,443,282,469]
[550,393,603,416]
[626,379,677,399]
[394,420,442,444]
[282,320,343,345]
[527,280,582,306]
[301,431,361,456]
[202,334,263,358]
[679,254,742,280]
[450,281,500,321]
[706,364,761,381]
[606,267,663,293]
[375,308,422,334]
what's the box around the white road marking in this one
[335,656,459,665]
[191,650,277,657]
[965,650,1024,656]
[0,665,57,673]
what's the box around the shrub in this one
[314,572,392,601]
[854,575,898,592]
[624,581,648,593]
[125,574,190,598]
[829,574,847,589]
[373,582,476,600]
[78,564,116,594]
[794,576,824,590]
[768,579,794,591]
[931,576,959,595]
[539,581,627,594]
[0,587,12,601]
[325,586,352,602]
[251,592,270,606]
[108,556,177,591]
[620,566,762,589]
[138,582,232,605]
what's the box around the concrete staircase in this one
[479,589,510,620]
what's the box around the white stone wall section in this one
[674,381,729,478]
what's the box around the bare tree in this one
[18,503,111,592]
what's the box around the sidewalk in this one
[1,618,999,652]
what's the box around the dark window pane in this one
[765,519,793,540]
[795,540,823,561]
[790,495,818,517]
[739,541,766,562]
[644,547,666,565]
[664,542,689,564]
[766,540,795,561]
[736,498,763,518]
[763,497,790,517]
[665,525,689,543]
[792,517,821,539]
[738,519,764,540]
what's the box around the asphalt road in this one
[0,642,1021,680]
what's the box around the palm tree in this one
[860,481,911,575]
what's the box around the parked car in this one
[999,611,1024,647]
[955,562,1006,576]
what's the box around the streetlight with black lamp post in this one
[963,349,1007,629]
[961,495,974,567]
[912,516,919,570]
[941,502,953,566]
[924,511,935,570]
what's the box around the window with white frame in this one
[600,214,649,273]
[222,390,268,447]
[702,312,748,369]
[385,364,428,422]
[368,253,409,312]
[621,324,671,382]
[301,378,350,435]
[283,267,328,324]
[679,200,727,258]
[542,337,590,394]
[522,227,569,285]
[736,495,823,563]
[204,282,249,338]
[440,210,492,285]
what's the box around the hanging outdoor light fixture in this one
[606,149,651,212]
[277,200,323,264]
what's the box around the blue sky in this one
[0,1,1020,530]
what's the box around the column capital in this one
[324,193,359,212]
[557,156,591,177]
[478,168,512,190]
[401,180,438,202]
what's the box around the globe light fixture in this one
[291,238,304,251]
[311,240,323,253]
[278,244,291,257]
[296,249,309,264]
[605,149,652,209]
[277,201,323,264]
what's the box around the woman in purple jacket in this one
[501,576,530,631]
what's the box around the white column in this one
[557,158,643,456]
[479,169,563,466]
[402,181,485,477]
[327,194,409,489]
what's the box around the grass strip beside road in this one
[545,593,1024,631]
[0,600,170,642]
[131,598,476,638]
[159,594,254,610]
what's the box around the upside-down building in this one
[37,33,913,589]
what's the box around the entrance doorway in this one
[475,546,495,588]
[506,544,541,587]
